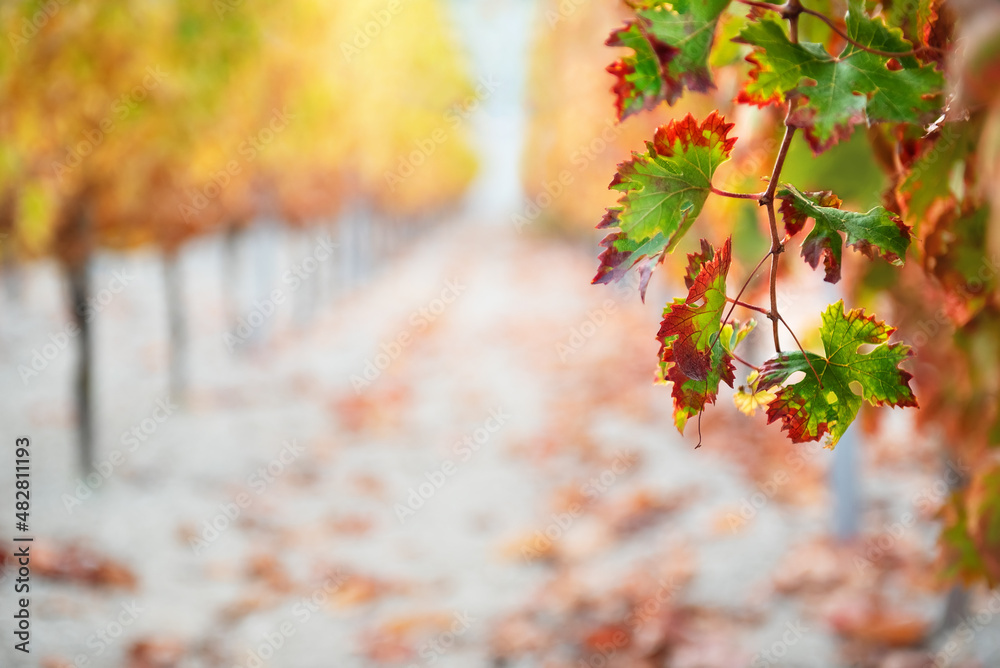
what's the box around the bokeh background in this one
[1,0,999,667]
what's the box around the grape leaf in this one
[655,237,737,433]
[607,22,672,121]
[736,0,944,153]
[593,112,736,299]
[606,0,731,120]
[683,238,714,289]
[777,184,911,283]
[757,301,918,446]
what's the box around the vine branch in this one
[787,0,801,43]
[759,121,796,354]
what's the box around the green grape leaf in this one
[655,237,736,433]
[736,0,944,153]
[607,0,731,120]
[757,301,918,446]
[607,21,671,121]
[777,184,911,283]
[593,112,736,299]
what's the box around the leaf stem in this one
[777,314,823,388]
[720,250,770,331]
[726,297,770,315]
[711,185,762,200]
[731,350,761,371]
[710,248,772,356]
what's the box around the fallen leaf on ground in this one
[33,542,137,590]
[126,639,186,668]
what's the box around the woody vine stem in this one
[708,0,825,386]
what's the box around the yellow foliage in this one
[0,0,477,259]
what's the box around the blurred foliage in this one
[0,0,477,262]
[854,0,1000,587]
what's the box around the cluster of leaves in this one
[736,0,943,152]
[597,0,936,448]
[595,0,1000,586]
[866,0,1000,585]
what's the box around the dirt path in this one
[0,218,817,666]
[5,217,999,667]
